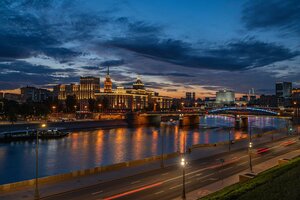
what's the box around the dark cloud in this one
[107,36,299,71]
[242,0,300,35]
[81,66,100,70]
[0,61,75,74]
[143,72,195,77]
[0,61,78,89]
[100,59,125,67]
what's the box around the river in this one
[0,115,287,184]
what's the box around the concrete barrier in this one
[278,158,291,166]
[0,151,180,192]
[239,172,257,183]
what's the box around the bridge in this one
[125,107,282,127]
[208,107,279,116]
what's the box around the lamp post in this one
[35,123,45,200]
[181,157,186,200]
[181,131,187,200]
[248,120,253,173]
[228,130,231,152]
[97,104,102,113]
[249,141,253,173]
[160,128,164,168]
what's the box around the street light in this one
[181,157,186,200]
[34,123,46,200]
[160,129,164,168]
[228,130,231,152]
[249,141,253,173]
[181,131,187,200]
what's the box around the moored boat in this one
[0,128,69,142]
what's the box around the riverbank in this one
[200,153,300,200]
[0,119,128,133]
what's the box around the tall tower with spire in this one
[104,66,112,93]
[133,75,145,90]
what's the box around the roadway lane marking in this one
[162,172,169,176]
[195,173,202,176]
[155,190,164,195]
[237,161,247,166]
[131,180,141,184]
[92,191,103,195]
[207,178,218,181]
[169,185,181,190]
[102,182,163,200]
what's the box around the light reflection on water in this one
[0,116,287,184]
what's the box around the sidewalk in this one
[0,130,291,200]
[173,149,300,200]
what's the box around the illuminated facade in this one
[95,77,172,111]
[216,89,235,105]
[53,84,80,100]
[79,77,100,99]
[104,66,113,93]
[53,69,172,111]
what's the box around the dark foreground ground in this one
[202,156,300,200]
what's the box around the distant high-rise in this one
[186,92,195,101]
[21,86,52,102]
[216,89,235,104]
[276,82,292,107]
[104,66,113,93]
[80,77,100,99]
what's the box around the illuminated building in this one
[185,92,195,101]
[104,66,112,93]
[53,84,80,100]
[95,76,172,111]
[215,89,235,105]
[276,82,292,107]
[80,77,100,99]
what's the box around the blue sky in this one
[0,0,300,97]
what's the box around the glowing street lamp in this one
[181,157,187,200]
[249,142,253,173]
[52,106,56,113]
[35,123,46,200]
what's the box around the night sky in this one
[0,0,299,97]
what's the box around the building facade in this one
[215,89,235,105]
[276,82,292,107]
[79,77,100,99]
[95,76,172,111]
[104,67,112,93]
[21,86,52,102]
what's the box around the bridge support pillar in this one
[179,115,200,127]
[235,116,248,129]
[126,113,161,126]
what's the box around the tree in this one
[65,95,77,113]
[88,98,96,112]
[3,100,19,124]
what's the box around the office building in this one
[21,86,52,102]
[80,77,100,99]
[186,92,195,101]
[276,82,292,107]
[215,89,235,105]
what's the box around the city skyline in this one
[1,0,300,98]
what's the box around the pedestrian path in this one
[173,149,300,200]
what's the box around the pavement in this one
[0,129,299,200]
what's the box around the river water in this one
[0,115,287,184]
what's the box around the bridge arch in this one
[208,107,279,116]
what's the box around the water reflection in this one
[0,115,287,184]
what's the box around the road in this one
[40,135,300,200]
